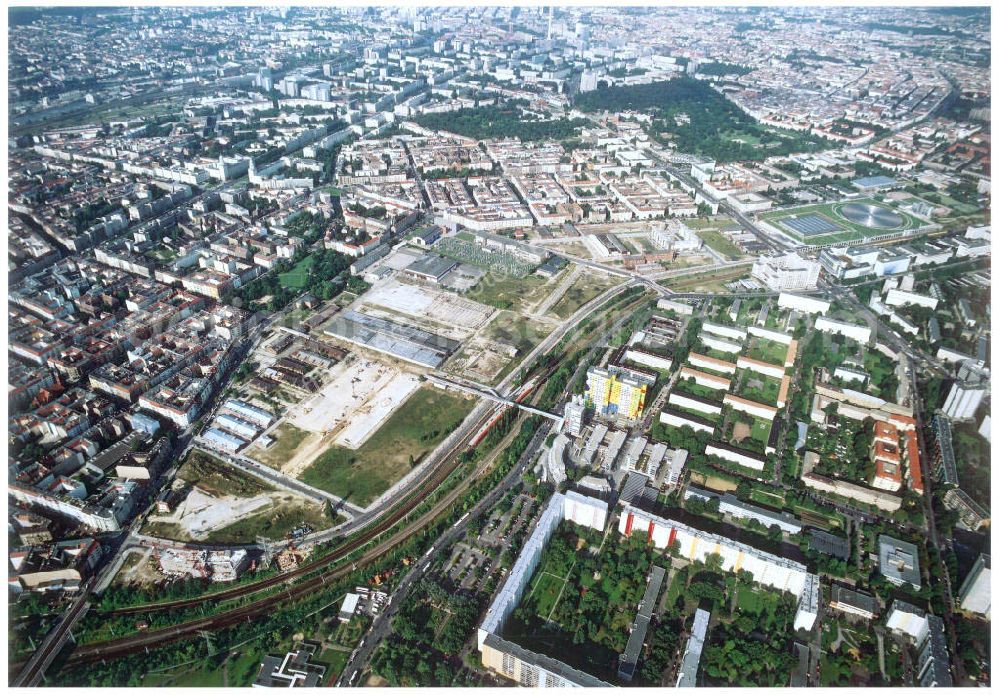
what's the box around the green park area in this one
[370,576,483,686]
[413,102,586,142]
[279,255,315,290]
[301,387,474,506]
[574,77,829,162]
[746,336,789,366]
[817,616,903,686]
[697,577,799,686]
[751,417,773,444]
[735,371,782,406]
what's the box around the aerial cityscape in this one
[6,4,992,688]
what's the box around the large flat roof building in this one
[325,310,460,368]
[878,535,922,589]
[253,643,327,687]
[958,553,991,619]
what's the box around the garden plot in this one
[289,355,420,449]
[357,278,494,339]
[436,235,536,277]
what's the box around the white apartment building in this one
[752,253,821,291]
[815,317,872,344]
[778,292,830,315]
[942,383,986,421]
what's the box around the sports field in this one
[760,197,924,245]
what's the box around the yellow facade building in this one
[585,365,653,420]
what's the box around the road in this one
[56,252,649,664]
[10,294,301,684]
[427,374,562,422]
[335,271,664,683]
[496,277,639,395]
[63,395,542,664]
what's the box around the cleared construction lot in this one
[141,451,334,543]
[356,277,495,340]
[288,354,421,448]
[299,385,475,507]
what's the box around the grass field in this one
[735,584,782,616]
[314,649,349,680]
[760,198,923,246]
[689,471,740,492]
[465,272,550,312]
[301,387,474,506]
[247,422,310,469]
[746,337,790,366]
[178,450,273,498]
[675,379,725,401]
[548,272,621,319]
[527,572,566,619]
[684,215,735,230]
[697,229,743,260]
[200,499,335,544]
[279,255,315,290]
[750,487,785,507]
[751,417,773,444]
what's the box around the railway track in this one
[100,364,566,619]
[56,284,638,669]
[63,360,564,666]
[65,398,540,666]
[101,403,504,618]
